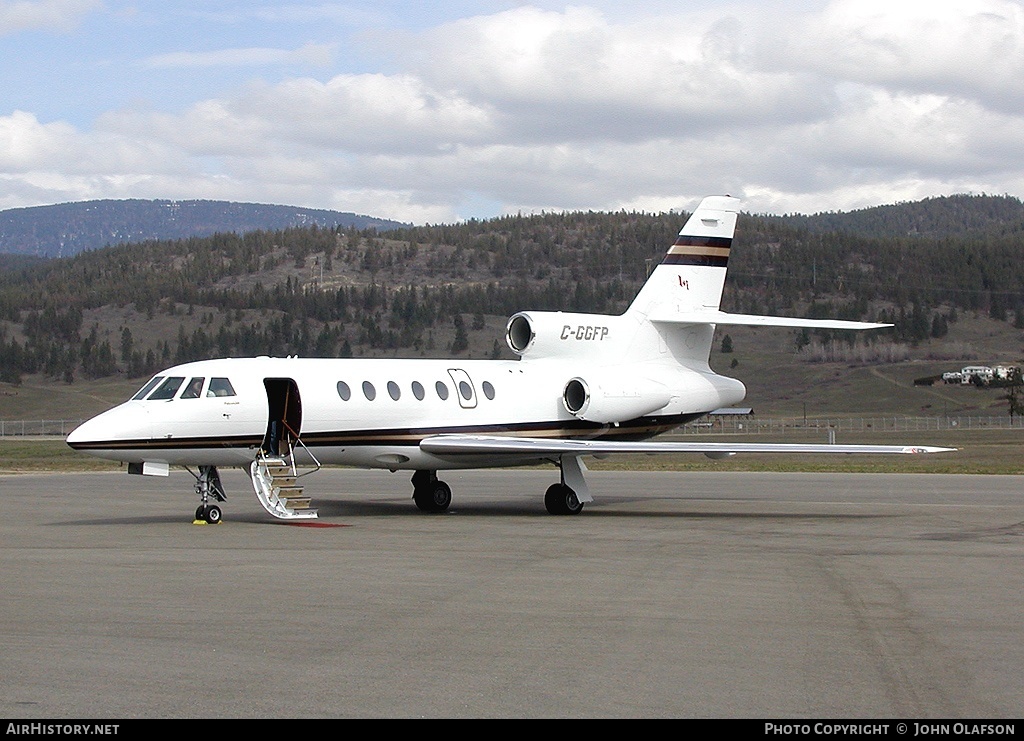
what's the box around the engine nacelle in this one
[506,311,625,360]
[562,373,672,424]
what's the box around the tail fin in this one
[626,195,740,319]
[635,195,892,332]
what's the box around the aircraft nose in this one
[66,415,101,446]
[67,404,150,450]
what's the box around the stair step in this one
[250,457,318,521]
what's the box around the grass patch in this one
[5,428,1021,475]
[590,428,1024,474]
[0,438,124,473]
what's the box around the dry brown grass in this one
[3,427,1020,475]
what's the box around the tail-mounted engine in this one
[506,311,627,360]
[562,373,671,424]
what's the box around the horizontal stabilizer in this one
[650,310,893,330]
[420,434,955,457]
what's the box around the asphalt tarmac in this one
[1,467,1021,719]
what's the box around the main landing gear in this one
[544,454,591,515]
[544,483,584,515]
[411,455,593,515]
[411,470,452,513]
[191,465,227,524]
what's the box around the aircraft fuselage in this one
[67,355,745,471]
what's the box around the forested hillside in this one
[1,194,1022,386]
[778,193,1024,239]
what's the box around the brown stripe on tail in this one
[662,235,732,267]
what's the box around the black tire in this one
[545,483,584,515]
[430,481,452,512]
[195,505,206,521]
[204,504,222,524]
[413,481,451,513]
[413,487,432,512]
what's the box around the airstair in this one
[249,434,321,520]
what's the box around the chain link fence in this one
[0,420,86,437]
[680,415,1024,435]
[2,415,1023,438]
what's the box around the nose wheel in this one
[195,504,222,524]
[191,465,226,524]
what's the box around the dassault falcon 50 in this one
[67,196,954,522]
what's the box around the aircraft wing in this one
[649,310,892,330]
[419,434,955,457]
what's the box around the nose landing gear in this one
[195,503,222,524]
[190,465,227,524]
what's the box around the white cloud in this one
[2,2,1024,222]
[0,111,81,171]
[0,0,99,36]
[142,42,336,70]
[767,0,1024,113]
[406,6,832,143]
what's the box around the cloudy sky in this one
[2,0,1023,224]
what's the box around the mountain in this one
[0,199,410,258]
[2,192,1024,415]
[776,193,1024,240]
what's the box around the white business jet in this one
[67,196,953,522]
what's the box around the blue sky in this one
[2,0,1023,224]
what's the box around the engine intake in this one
[505,311,625,359]
[562,374,671,424]
[506,313,535,354]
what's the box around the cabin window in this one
[209,377,236,397]
[435,381,449,400]
[412,381,425,400]
[181,377,205,399]
[482,381,495,400]
[337,381,351,401]
[458,381,473,401]
[362,381,376,401]
[132,376,164,401]
[148,376,185,401]
[388,381,401,400]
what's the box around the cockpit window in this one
[181,377,205,399]
[148,376,185,401]
[132,376,164,401]
[208,377,236,397]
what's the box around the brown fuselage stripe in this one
[66,414,706,452]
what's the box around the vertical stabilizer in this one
[627,195,740,319]
[618,196,740,367]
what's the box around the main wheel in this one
[545,483,584,515]
[414,481,452,513]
